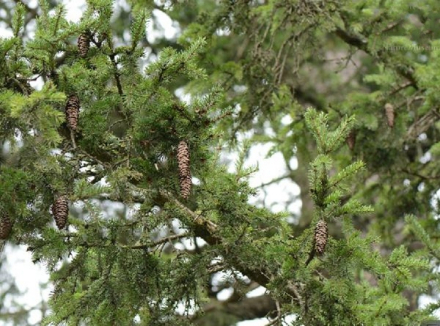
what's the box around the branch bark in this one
[198,294,277,323]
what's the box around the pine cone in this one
[314,219,328,255]
[52,195,69,230]
[346,130,356,150]
[77,33,90,58]
[65,94,80,131]
[385,103,395,128]
[0,214,12,240]
[177,140,191,199]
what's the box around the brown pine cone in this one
[385,103,395,128]
[314,219,328,255]
[177,141,191,199]
[346,130,356,150]
[52,195,69,230]
[65,94,80,131]
[0,214,12,240]
[77,33,90,58]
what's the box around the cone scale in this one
[65,95,80,131]
[314,219,328,255]
[77,33,90,58]
[177,141,191,199]
[52,195,69,230]
[385,103,395,128]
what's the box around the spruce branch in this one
[171,103,194,123]
[328,160,365,188]
[129,10,148,51]
[159,190,219,236]
[106,36,126,99]
[196,294,278,323]
[109,53,124,96]
[128,233,190,250]
[207,262,226,274]
[76,148,110,169]
[156,190,303,300]
[400,168,440,180]
[326,115,356,152]
[12,0,38,25]
[334,26,419,90]
[405,215,440,260]
[304,108,328,153]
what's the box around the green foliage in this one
[305,108,355,155]
[2,0,440,325]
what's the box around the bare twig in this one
[70,129,77,149]
[207,262,226,274]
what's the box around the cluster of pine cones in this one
[45,33,89,231]
[3,31,193,240]
[63,32,91,131]
[4,29,327,263]
[46,32,90,230]
[44,33,89,231]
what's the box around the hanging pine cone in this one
[314,219,328,255]
[385,103,395,128]
[0,214,12,240]
[346,130,356,150]
[177,140,191,199]
[65,94,80,131]
[52,195,69,230]
[77,33,90,58]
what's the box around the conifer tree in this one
[1,1,440,325]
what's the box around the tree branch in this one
[197,294,277,323]
[156,190,303,303]
[334,28,419,90]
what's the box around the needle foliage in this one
[1,1,440,325]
